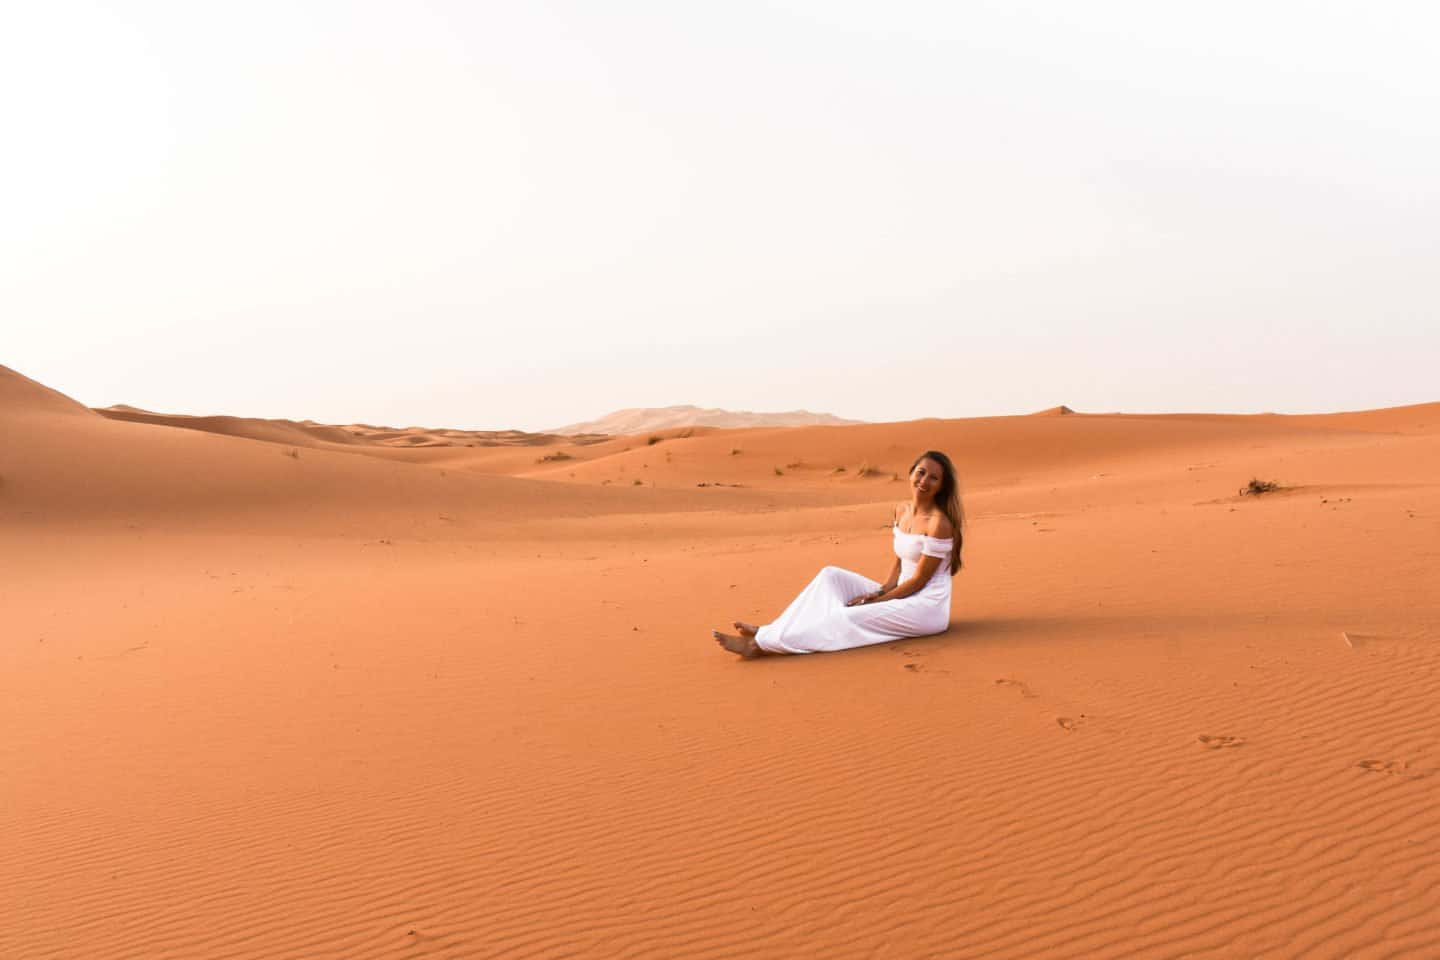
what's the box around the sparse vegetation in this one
[647,435,663,446]
[785,460,805,469]
[730,448,742,456]
[537,450,574,463]
[832,466,847,474]
[1242,478,1281,496]
[633,478,643,486]
[774,466,784,476]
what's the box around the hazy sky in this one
[5,1,1437,430]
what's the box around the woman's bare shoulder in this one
[927,512,955,539]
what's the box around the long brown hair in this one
[912,450,965,575]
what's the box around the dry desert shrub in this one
[1242,478,1281,496]
[832,466,847,474]
[537,450,574,463]
[730,448,742,455]
[633,478,643,486]
[647,435,663,446]
[773,466,784,476]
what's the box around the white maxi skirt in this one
[754,564,952,655]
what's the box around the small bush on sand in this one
[774,466,784,476]
[832,466,846,473]
[647,435,663,446]
[1242,478,1281,495]
[633,478,643,486]
[730,448,742,455]
[537,450,574,463]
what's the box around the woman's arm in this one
[856,510,952,605]
[868,555,942,602]
[880,557,900,592]
[853,507,903,603]
[849,555,941,606]
[881,503,906,591]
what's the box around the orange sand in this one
[4,364,1438,959]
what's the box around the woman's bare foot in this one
[733,621,759,638]
[712,629,762,659]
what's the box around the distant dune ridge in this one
[93,403,605,452]
[6,360,1440,960]
[0,364,96,417]
[550,404,863,436]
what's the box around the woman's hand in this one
[847,591,885,607]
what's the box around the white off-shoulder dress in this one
[753,525,954,655]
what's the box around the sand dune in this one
[551,403,862,435]
[95,402,608,454]
[4,364,1439,959]
[3,368,809,537]
[2,364,97,417]
[98,405,368,448]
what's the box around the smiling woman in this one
[713,450,965,657]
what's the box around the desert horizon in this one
[5,362,1438,958]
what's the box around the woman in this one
[713,450,964,657]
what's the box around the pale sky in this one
[4,1,1437,431]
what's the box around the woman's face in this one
[911,458,945,499]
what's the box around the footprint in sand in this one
[1056,716,1085,732]
[995,678,1036,698]
[1357,759,1431,780]
[1197,734,1246,749]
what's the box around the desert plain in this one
[3,363,1438,959]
